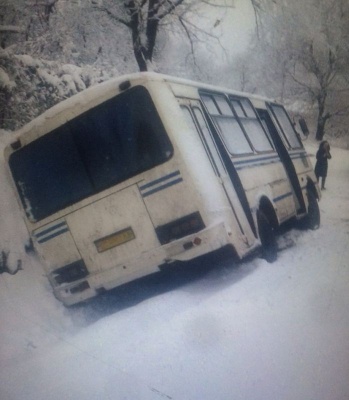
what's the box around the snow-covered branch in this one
[93,5,131,28]
[0,26,23,34]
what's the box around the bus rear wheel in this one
[257,210,277,263]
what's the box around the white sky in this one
[200,0,256,56]
[220,0,256,52]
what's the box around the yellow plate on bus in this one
[95,227,135,253]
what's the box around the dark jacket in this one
[315,146,331,178]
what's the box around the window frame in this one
[200,91,254,156]
[200,90,274,156]
[9,86,174,222]
[228,95,274,154]
[267,103,303,150]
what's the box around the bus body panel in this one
[146,84,258,256]
[33,220,82,273]
[65,184,159,273]
[235,159,297,223]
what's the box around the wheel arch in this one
[258,195,279,230]
[306,177,320,200]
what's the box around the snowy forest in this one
[0,0,348,144]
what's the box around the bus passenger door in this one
[180,99,256,249]
[257,108,306,215]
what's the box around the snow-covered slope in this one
[1,134,349,400]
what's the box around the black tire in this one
[304,191,320,230]
[257,210,278,263]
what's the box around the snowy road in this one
[1,142,349,400]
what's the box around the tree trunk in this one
[146,0,160,63]
[132,38,148,71]
[0,89,11,129]
[126,0,161,71]
[315,116,327,141]
[128,1,148,71]
[315,91,329,141]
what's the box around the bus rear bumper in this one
[53,221,232,306]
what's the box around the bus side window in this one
[229,97,274,153]
[200,94,219,115]
[201,94,253,156]
[230,100,245,118]
[192,106,227,177]
[269,104,302,149]
[213,95,234,116]
[181,106,221,176]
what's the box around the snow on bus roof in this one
[8,72,277,149]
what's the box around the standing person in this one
[315,140,332,190]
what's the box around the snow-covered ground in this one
[1,134,349,400]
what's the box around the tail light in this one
[52,260,88,285]
[156,212,205,245]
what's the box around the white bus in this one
[5,72,320,306]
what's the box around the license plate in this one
[95,227,135,253]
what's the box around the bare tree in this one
[94,0,234,71]
[291,43,349,141]
[248,0,349,140]
[0,0,59,50]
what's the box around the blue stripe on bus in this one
[233,154,280,165]
[232,151,309,171]
[289,152,307,159]
[139,170,181,190]
[233,155,281,170]
[273,192,293,203]
[141,178,183,198]
[36,227,69,244]
[35,221,67,238]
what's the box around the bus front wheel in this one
[257,210,277,263]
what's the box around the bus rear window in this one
[9,86,173,221]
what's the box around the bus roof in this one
[5,72,277,153]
